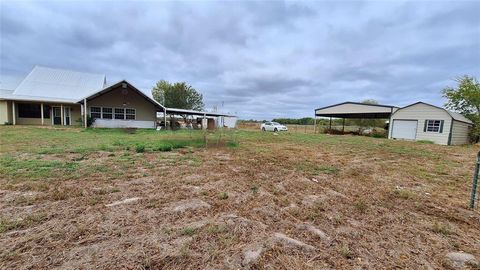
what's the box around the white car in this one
[261,122,288,132]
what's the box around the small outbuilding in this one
[388,102,473,145]
[314,101,474,145]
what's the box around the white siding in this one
[450,120,471,145]
[93,119,155,129]
[389,103,451,145]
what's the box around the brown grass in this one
[0,126,479,269]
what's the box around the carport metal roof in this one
[315,101,398,119]
[165,107,234,117]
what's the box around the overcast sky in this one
[1,0,479,119]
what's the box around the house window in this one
[425,120,442,133]
[43,105,51,118]
[125,108,136,120]
[18,103,49,118]
[115,108,125,119]
[102,107,113,119]
[90,107,101,119]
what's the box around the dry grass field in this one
[1,126,479,269]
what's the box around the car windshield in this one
[272,122,281,125]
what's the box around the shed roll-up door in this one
[392,120,417,140]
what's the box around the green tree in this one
[152,80,204,110]
[443,75,480,140]
[349,99,386,129]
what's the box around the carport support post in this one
[40,103,44,125]
[313,115,317,134]
[329,117,332,130]
[12,101,16,125]
[342,118,345,134]
[83,99,87,128]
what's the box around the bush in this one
[135,143,145,153]
[76,115,94,127]
[153,143,173,152]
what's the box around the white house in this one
[388,102,473,145]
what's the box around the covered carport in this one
[314,102,398,133]
[160,107,235,130]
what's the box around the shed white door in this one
[392,120,417,140]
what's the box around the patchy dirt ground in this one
[1,127,480,269]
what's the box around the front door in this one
[64,107,71,125]
[53,107,62,125]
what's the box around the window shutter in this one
[423,120,428,132]
[439,120,444,133]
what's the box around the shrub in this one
[76,115,94,127]
[135,144,145,153]
[153,143,173,152]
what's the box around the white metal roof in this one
[165,107,234,117]
[12,66,106,101]
[315,101,397,118]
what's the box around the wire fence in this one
[237,122,386,135]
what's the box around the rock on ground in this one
[272,233,316,251]
[105,197,141,207]
[242,243,265,267]
[297,223,329,241]
[445,252,479,268]
[168,199,211,212]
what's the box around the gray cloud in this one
[1,0,479,119]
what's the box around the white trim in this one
[52,106,62,125]
[425,119,441,133]
[63,106,71,126]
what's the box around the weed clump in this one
[218,192,229,200]
[135,144,145,153]
[353,200,368,214]
[432,222,452,235]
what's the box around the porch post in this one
[342,118,345,134]
[83,99,87,128]
[40,103,44,125]
[164,109,167,130]
[60,104,64,125]
[12,101,16,125]
[329,117,332,130]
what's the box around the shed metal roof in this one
[12,66,106,101]
[396,102,473,125]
